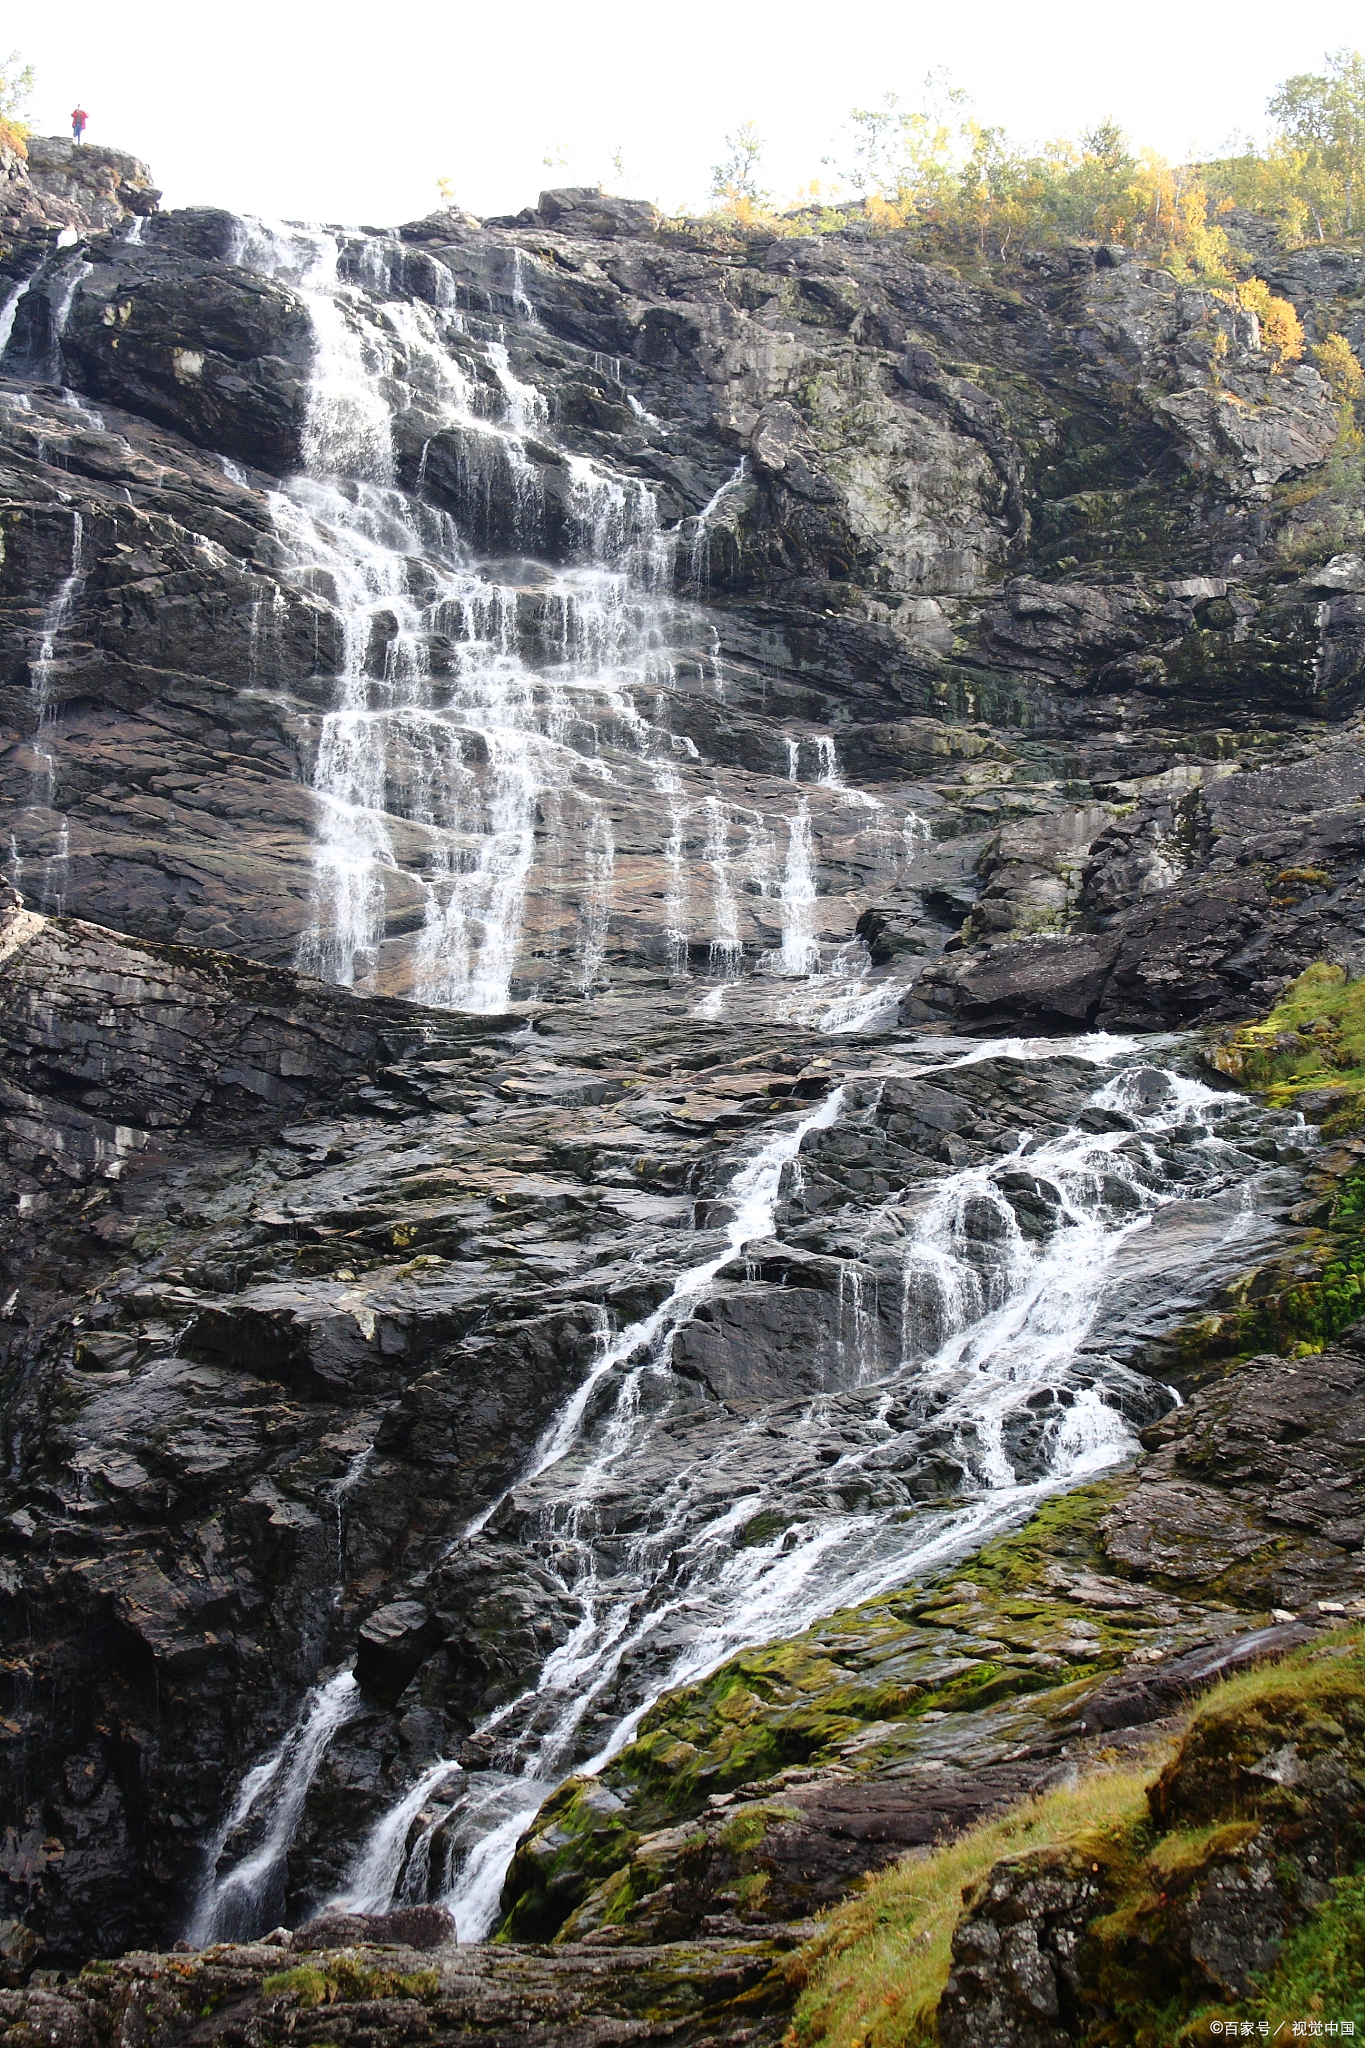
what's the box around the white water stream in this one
[192,1037,1296,1943]
[5,510,86,912]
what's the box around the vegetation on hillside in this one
[1213,960,1365,1110]
[1168,966,1365,1365]
[786,1629,1365,2048]
[705,49,1365,290]
[0,49,32,158]
[1207,51,1365,244]
[786,1766,1156,2048]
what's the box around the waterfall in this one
[192,1084,845,1939]
[212,219,912,1017]
[229,219,754,1011]
[509,247,538,326]
[575,808,615,991]
[816,733,883,812]
[777,799,820,976]
[0,249,91,383]
[0,275,30,358]
[701,794,742,979]
[5,511,87,912]
[47,256,93,379]
[663,803,690,974]
[278,1038,1287,1942]
[189,1672,362,1944]
[689,457,747,583]
[30,512,84,806]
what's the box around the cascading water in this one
[218,219,911,1020]
[0,275,30,359]
[403,1049,1291,1934]
[189,1672,362,1944]
[776,799,819,976]
[689,457,747,584]
[194,1036,1302,1943]
[4,511,85,911]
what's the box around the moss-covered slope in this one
[790,1628,1365,2047]
[498,1344,1365,1946]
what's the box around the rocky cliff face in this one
[2,143,1365,1984]
[3,170,1364,1024]
[1,138,158,243]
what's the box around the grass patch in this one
[785,1631,1365,2048]
[1252,1871,1365,2032]
[784,1769,1155,2048]
[1211,962,1365,1112]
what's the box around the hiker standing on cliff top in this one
[71,106,87,143]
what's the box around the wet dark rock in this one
[0,1933,796,2046]
[534,188,664,238]
[355,1602,446,1708]
[294,1904,456,1950]
[60,254,313,472]
[557,1764,1055,1947]
[921,733,1365,1031]
[1078,1621,1323,1735]
[1101,1343,1365,1606]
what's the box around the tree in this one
[826,72,972,223]
[711,122,768,209]
[831,93,904,197]
[1314,330,1365,404]
[819,81,1236,276]
[1206,49,1365,241]
[0,49,33,150]
[1080,120,1133,177]
[1235,277,1305,364]
[1268,49,1365,232]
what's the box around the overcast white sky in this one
[21,0,1364,227]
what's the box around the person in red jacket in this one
[71,106,87,143]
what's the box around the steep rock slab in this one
[0,898,885,1959]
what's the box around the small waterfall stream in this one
[8,509,86,914]
[192,1036,1300,1943]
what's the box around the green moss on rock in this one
[261,1958,440,2007]
[496,1482,1152,1944]
[791,1631,1365,2048]
[1164,965,1365,1364]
